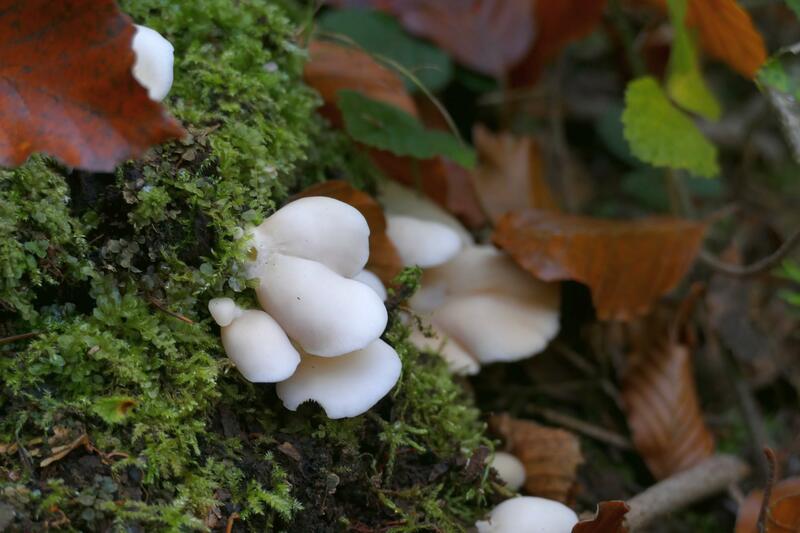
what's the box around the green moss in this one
[0,1,495,530]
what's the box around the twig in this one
[699,229,800,277]
[528,406,633,451]
[147,297,195,325]
[757,448,778,533]
[225,512,240,533]
[0,331,40,345]
[625,454,750,531]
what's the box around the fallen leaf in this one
[294,180,401,283]
[735,478,800,533]
[303,39,417,127]
[510,0,608,86]
[472,125,559,223]
[327,0,535,77]
[0,0,184,171]
[40,434,90,468]
[621,339,715,479]
[572,501,630,533]
[492,209,707,320]
[490,413,583,502]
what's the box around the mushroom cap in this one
[132,25,174,102]
[247,196,370,278]
[476,497,579,533]
[432,292,559,364]
[254,253,388,357]
[276,339,402,419]
[353,269,387,301]
[408,321,479,376]
[218,308,300,383]
[386,215,463,268]
[378,180,473,245]
[490,452,526,491]
[208,297,242,327]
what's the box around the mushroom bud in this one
[476,497,579,533]
[208,298,300,383]
[352,269,387,301]
[276,339,402,419]
[132,25,174,102]
[489,452,526,491]
[386,215,462,268]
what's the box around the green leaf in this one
[666,0,721,120]
[787,0,800,19]
[318,9,453,92]
[337,90,476,168]
[92,396,137,424]
[622,77,719,178]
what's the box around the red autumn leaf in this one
[294,180,402,284]
[572,501,630,533]
[735,478,800,533]
[510,0,608,86]
[0,0,184,172]
[621,339,715,480]
[327,0,535,77]
[492,210,706,320]
[472,125,560,223]
[303,40,417,127]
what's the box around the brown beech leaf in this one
[295,180,401,283]
[492,210,707,320]
[0,0,185,171]
[472,125,559,223]
[303,39,417,127]
[736,478,800,533]
[510,0,608,86]
[490,413,583,502]
[621,339,715,480]
[572,501,630,533]
[327,0,535,77]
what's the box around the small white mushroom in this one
[276,339,402,419]
[254,254,387,357]
[490,452,526,491]
[386,215,462,268]
[476,497,579,533]
[352,269,387,301]
[246,196,370,278]
[132,25,174,102]
[208,298,300,383]
[408,321,479,376]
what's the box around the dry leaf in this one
[0,0,185,171]
[490,413,583,502]
[327,0,535,77]
[621,340,715,479]
[510,0,608,86]
[472,125,559,223]
[735,478,800,533]
[492,210,707,320]
[572,501,630,533]
[295,180,401,283]
[303,39,416,127]
[40,434,90,468]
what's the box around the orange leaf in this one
[472,125,559,223]
[687,0,767,79]
[572,501,630,533]
[490,413,584,502]
[735,478,800,533]
[621,340,715,479]
[492,210,706,320]
[510,0,608,86]
[326,0,535,76]
[303,39,416,127]
[294,180,401,284]
[0,0,184,171]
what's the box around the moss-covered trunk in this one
[0,1,496,531]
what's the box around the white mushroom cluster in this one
[209,197,401,419]
[131,25,174,102]
[379,182,560,375]
[476,497,579,533]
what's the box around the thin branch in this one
[757,448,778,533]
[699,229,800,277]
[147,297,195,325]
[625,454,750,531]
[528,406,633,451]
[0,331,40,345]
